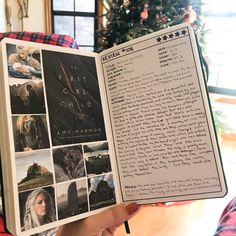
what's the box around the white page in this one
[100,23,227,204]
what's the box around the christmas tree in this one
[96,0,203,52]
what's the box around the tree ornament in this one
[140,3,149,24]
[123,0,130,8]
[182,6,197,24]
[160,15,168,24]
[156,14,160,20]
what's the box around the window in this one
[50,0,98,51]
[202,0,236,95]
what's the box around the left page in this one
[0,38,119,236]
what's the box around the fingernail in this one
[125,203,139,215]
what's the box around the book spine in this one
[0,43,16,234]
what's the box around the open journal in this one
[0,23,227,236]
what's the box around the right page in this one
[99,23,227,204]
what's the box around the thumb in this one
[56,203,140,236]
[87,203,140,230]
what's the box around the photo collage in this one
[6,43,116,232]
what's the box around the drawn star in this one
[175,31,180,37]
[162,35,168,40]
[181,29,187,35]
[169,33,174,39]
[156,37,162,43]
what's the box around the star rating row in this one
[156,29,188,43]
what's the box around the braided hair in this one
[23,188,56,231]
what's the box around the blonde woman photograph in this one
[20,188,56,235]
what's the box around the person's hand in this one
[16,65,30,73]
[23,147,32,151]
[56,203,140,236]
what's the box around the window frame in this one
[201,0,236,96]
[45,0,101,50]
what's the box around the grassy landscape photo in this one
[16,149,54,192]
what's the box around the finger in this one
[101,229,113,236]
[86,203,140,231]
[107,225,117,235]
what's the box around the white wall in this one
[23,0,46,32]
[1,0,45,32]
[0,0,6,32]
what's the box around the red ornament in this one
[140,3,149,24]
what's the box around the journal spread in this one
[0,23,227,236]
